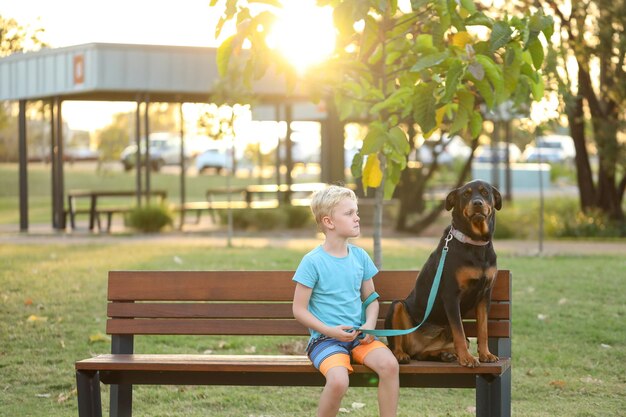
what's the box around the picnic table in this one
[66,189,167,232]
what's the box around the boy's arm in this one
[359,278,379,344]
[293,283,359,342]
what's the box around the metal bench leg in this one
[76,370,102,417]
[110,384,133,417]
[476,367,511,417]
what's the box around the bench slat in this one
[106,318,510,338]
[107,301,510,320]
[108,270,511,302]
[76,354,510,376]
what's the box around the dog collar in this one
[450,226,490,246]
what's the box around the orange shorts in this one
[307,337,388,376]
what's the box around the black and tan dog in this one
[385,180,502,367]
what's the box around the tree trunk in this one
[566,93,596,211]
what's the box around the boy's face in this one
[327,197,360,238]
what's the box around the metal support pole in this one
[144,96,151,204]
[179,102,186,229]
[135,98,142,207]
[18,100,28,232]
[56,98,65,229]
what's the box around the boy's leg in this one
[354,343,399,417]
[318,364,350,417]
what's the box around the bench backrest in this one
[106,270,511,340]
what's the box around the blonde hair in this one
[310,185,357,232]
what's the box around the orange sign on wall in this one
[73,54,85,85]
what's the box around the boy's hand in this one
[356,325,375,344]
[328,325,360,342]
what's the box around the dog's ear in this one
[492,185,502,210]
[445,188,457,211]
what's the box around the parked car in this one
[474,143,521,163]
[521,135,575,163]
[414,135,472,165]
[195,148,231,174]
[120,134,193,171]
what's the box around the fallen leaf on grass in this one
[600,343,612,349]
[351,402,365,409]
[173,256,183,265]
[24,298,33,306]
[27,315,48,323]
[89,332,111,344]
[550,380,566,389]
[580,376,603,384]
[338,408,350,413]
[244,346,256,353]
[36,393,51,398]
[537,314,548,321]
[57,388,77,403]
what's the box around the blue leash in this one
[355,231,453,337]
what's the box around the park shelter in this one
[0,42,345,231]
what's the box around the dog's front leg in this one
[443,295,480,367]
[476,297,499,363]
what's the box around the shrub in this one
[126,204,173,233]
[217,205,313,231]
[283,205,313,229]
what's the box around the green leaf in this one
[350,152,363,179]
[476,54,505,104]
[527,39,545,70]
[449,106,469,135]
[413,83,437,133]
[410,51,449,72]
[465,11,493,28]
[388,126,410,154]
[472,76,494,108]
[490,20,513,52]
[217,35,236,78]
[459,0,477,14]
[442,59,464,102]
[469,111,483,138]
[361,125,386,154]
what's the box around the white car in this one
[195,148,231,174]
[474,143,521,163]
[522,135,575,163]
[121,134,193,171]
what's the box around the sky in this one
[1,0,223,48]
[1,0,229,130]
[1,0,336,132]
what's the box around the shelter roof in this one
[0,42,305,103]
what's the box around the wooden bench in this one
[75,270,512,417]
[66,190,167,232]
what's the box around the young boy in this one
[292,185,399,417]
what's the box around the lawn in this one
[1,240,624,417]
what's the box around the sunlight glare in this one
[266,1,336,74]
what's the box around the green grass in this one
[1,241,624,416]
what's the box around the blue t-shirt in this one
[293,244,378,341]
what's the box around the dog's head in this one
[445,180,502,241]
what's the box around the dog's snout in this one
[472,199,484,207]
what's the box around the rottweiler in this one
[384,180,502,368]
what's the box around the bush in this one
[217,205,313,231]
[126,204,173,233]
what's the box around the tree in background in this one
[0,15,47,161]
[211,0,551,266]
[540,0,625,222]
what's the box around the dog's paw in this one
[394,351,411,364]
[457,352,480,368]
[479,352,499,363]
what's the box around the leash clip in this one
[443,230,453,251]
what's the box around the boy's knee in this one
[376,353,400,378]
[325,369,350,394]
